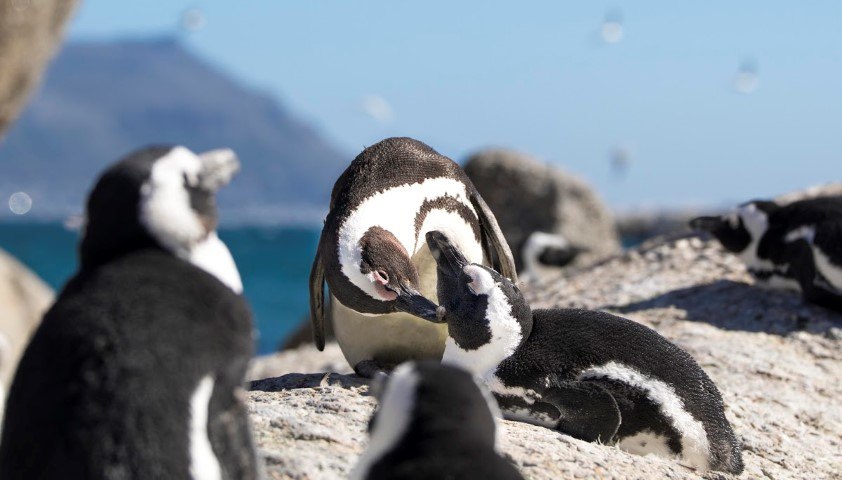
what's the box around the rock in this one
[463,148,620,271]
[248,342,350,382]
[248,234,841,480]
[775,182,842,205]
[0,0,78,137]
[0,249,54,390]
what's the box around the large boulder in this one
[0,0,78,137]
[463,148,620,271]
[248,234,841,479]
[0,249,53,392]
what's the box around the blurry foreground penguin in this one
[351,361,524,480]
[690,197,842,311]
[426,231,743,474]
[310,137,517,377]
[0,146,259,479]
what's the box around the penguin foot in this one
[354,360,391,379]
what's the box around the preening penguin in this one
[0,146,259,479]
[690,196,842,311]
[310,137,517,376]
[351,361,524,480]
[427,231,743,474]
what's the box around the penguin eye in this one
[375,270,389,283]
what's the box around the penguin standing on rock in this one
[351,361,524,480]
[310,137,517,377]
[426,231,744,474]
[0,146,259,479]
[690,196,842,311]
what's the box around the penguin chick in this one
[310,137,517,377]
[351,361,524,480]
[0,146,259,480]
[690,196,842,311]
[520,231,584,280]
[426,231,744,474]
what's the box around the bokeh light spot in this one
[9,192,32,215]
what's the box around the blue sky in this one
[68,1,842,209]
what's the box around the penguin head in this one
[690,200,778,253]
[348,226,441,322]
[81,145,239,268]
[367,361,499,450]
[521,231,584,276]
[426,231,532,372]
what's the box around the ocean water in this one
[0,223,319,355]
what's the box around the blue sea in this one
[0,223,319,355]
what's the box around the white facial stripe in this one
[350,363,419,480]
[735,204,773,270]
[140,146,206,257]
[189,375,222,480]
[521,231,571,279]
[578,362,711,471]
[813,244,842,291]
[464,265,496,295]
[189,232,243,293]
[442,272,523,376]
[338,178,484,302]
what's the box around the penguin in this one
[310,137,517,377]
[426,230,744,474]
[350,360,524,480]
[520,231,583,280]
[0,146,259,479]
[690,196,842,311]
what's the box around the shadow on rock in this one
[249,372,369,392]
[615,279,842,335]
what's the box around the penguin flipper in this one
[309,246,327,351]
[541,380,621,444]
[469,191,518,283]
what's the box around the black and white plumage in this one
[351,361,524,480]
[520,231,583,280]
[690,196,842,311]
[0,146,259,479]
[426,231,744,474]
[310,137,517,376]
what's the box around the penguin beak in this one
[426,230,469,276]
[689,216,724,232]
[393,285,442,323]
[197,149,240,191]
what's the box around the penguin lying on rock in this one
[310,137,517,377]
[426,231,744,474]
[520,231,584,280]
[690,196,842,311]
[351,361,524,480]
[0,146,259,479]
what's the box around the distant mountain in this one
[0,37,348,223]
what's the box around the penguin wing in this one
[469,191,519,282]
[309,245,327,351]
[541,379,621,443]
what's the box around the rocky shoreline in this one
[248,234,842,480]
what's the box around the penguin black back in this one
[352,361,524,480]
[0,145,257,479]
[427,230,743,474]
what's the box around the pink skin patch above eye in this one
[370,270,398,301]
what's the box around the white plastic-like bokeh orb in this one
[9,192,32,215]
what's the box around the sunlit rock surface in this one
[249,234,841,479]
